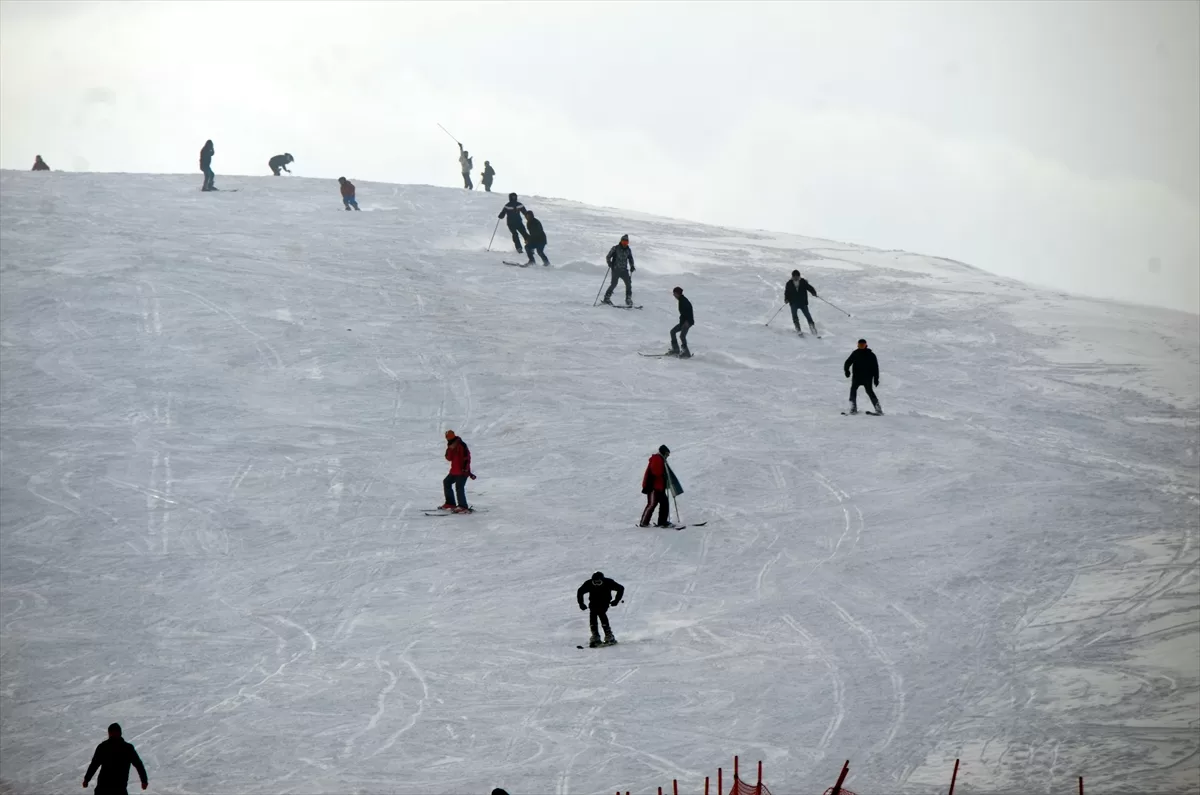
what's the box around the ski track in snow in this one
[0,172,1197,795]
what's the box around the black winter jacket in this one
[84,738,148,791]
[526,218,547,246]
[784,278,816,305]
[676,294,694,326]
[199,141,214,169]
[844,348,879,383]
[498,200,526,228]
[577,576,624,611]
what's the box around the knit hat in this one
[445,430,456,439]
[620,234,629,242]
[659,444,670,456]
[591,571,604,581]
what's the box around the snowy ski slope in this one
[1,171,1197,795]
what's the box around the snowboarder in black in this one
[458,143,474,189]
[83,723,148,793]
[577,571,624,647]
[669,286,694,357]
[523,210,549,266]
[268,153,294,175]
[481,161,495,192]
[497,193,527,253]
[844,338,883,415]
[602,234,635,306]
[784,270,819,336]
[199,139,215,191]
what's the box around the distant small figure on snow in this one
[577,571,624,647]
[491,790,510,795]
[83,723,148,792]
[338,177,360,211]
[602,234,636,306]
[481,160,495,192]
[784,269,819,336]
[640,444,673,527]
[669,286,693,357]
[32,155,50,171]
[523,210,549,266]
[497,193,528,253]
[844,338,883,415]
[458,143,474,190]
[440,430,475,513]
[269,153,294,176]
[199,139,216,191]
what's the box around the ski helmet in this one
[591,571,604,581]
[509,192,518,201]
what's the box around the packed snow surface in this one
[1,172,1198,795]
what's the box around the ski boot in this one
[603,632,618,646]
[437,503,454,510]
[872,403,884,416]
[601,297,613,305]
[848,405,858,415]
[451,506,472,514]
[666,348,680,357]
[588,634,602,648]
[625,296,633,307]
[678,350,692,359]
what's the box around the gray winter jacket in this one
[606,244,635,273]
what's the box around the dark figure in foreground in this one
[602,234,635,306]
[784,270,819,336]
[524,210,549,265]
[83,723,148,793]
[459,143,473,189]
[32,155,50,171]
[669,286,694,357]
[481,161,495,192]
[491,790,510,795]
[441,430,475,512]
[577,571,624,646]
[844,338,883,415]
[338,177,359,210]
[269,153,294,175]
[498,193,528,253]
[640,444,672,527]
[199,139,215,191]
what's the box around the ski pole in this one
[592,267,609,306]
[765,303,785,326]
[436,123,460,144]
[817,295,852,317]
[486,218,500,252]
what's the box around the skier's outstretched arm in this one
[132,748,148,788]
[610,580,624,606]
[83,746,102,786]
[806,282,817,297]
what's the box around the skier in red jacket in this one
[441,430,475,512]
[639,445,672,527]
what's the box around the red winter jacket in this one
[642,453,667,493]
[339,179,355,198]
[446,437,472,476]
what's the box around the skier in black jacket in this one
[602,234,636,306]
[577,571,625,647]
[481,161,495,192]
[83,723,148,793]
[784,270,819,336]
[524,210,549,265]
[669,286,694,357]
[268,153,294,175]
[497,193,528,253]
[199,139,215,191]
[844,338,883,414]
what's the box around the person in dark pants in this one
[458,143,473,189]
[640,444,672,527]
[268,153,294,175]
[577,571,625,646]
[481,161,495,192]
[844,338,883,414]
[602,234,635,306]
[199,139,215,191]
[497,193,527,253]
[523,210,549,265]
[32,155,50,171]
[338,177,360,210]
[784,270,819,335]
[669,286,694,357]
[83,723,148,793]
[440,430,475,512]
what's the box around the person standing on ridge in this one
[82,723,148,792]
[844,338,883,415]
[481,161,495,192]
[577,570,624,647]
[602,234,636,306]
[669,286,694,357]
[497,193,528,253]
[458,143,474,189]
[440,430,475,513]
[784,269,819,336]
[523,209,549,266]
[268,153,294,176]
[640,444,673,527]
[32,155,50,171]
[338,177,360,210]
[199,139,215,191]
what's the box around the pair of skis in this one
[421,507,487,517]
[841,411,882,416]
[503,260,549,268]
[635,521,708,531]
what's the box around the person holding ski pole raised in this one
[784,270,820,336]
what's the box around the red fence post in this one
[1079,776,1084,795]
[948,758,960,795]
[734,756,739,782]
[718,767,722,795]
[705,776,710,795]
[673,780,678,795]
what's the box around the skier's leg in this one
[849,382,860,412]
[670,323,681,353]
[442,474,457,507]
[863,383,880,412]
[800,305,817,333]
[604,270,618,302]
[655,490,670,525]
[621,271,632,304]
[510,227,524,253]
[454,476,468,509]
[597,609,614,640]
[538,245,550,265]
[588,609,600,642]
[351,198,360,210]
[680,322,691,355]
[790,303,801,330]
[640,493,655,526]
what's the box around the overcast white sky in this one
[2,0,1197,313]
